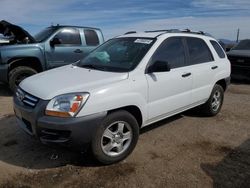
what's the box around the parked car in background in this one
[227,39,250,81]
[14,29,230,164]
[0,20,104,91]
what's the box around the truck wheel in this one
[200,84,224,116]
[91,110,139,164]
[9,66,37,91]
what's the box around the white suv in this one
[14,30,231,164]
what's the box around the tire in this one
[200,84,224,116]
[9,66,37,92]
[91,110,139,164]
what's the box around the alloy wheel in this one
[101,121,132,157]
[211,90,221,112]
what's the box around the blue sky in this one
[1,0,250,40]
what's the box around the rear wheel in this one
[200,84,224,116]
[91,110,139,164]
[9,66,37,91]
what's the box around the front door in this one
[46,28,85,68]
[146,37,193,121]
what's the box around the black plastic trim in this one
[13,95,107,148]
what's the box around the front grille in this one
[16,88,39,108]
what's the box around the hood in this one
[0,20,35,43]
[227,50,250,58]
[19,65,129,100]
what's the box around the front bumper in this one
[13,95,107,149]
[0,64,8,83]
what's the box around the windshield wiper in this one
[80,64,102,70]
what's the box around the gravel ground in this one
[0,83,250,188]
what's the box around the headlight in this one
[45,93,89,117]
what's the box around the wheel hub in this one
[101,121,132,157]
[113,133,123,143]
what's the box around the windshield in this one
[34,27,57,42]
[233,40,250,50]
[77,37,155,72]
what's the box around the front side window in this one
[151,37,186,69]
[77,37,155,72]
[54,28,81,45]
[186,37,214,65]
[84,29,99,46]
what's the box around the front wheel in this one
[91,110,139,164]
[9,66,37,91]
[200,84,224,116]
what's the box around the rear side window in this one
[84,29,100,46]
[54,28,81,45]
[210,40,226,58]
[151,37,185,69]
[186,37,214,65]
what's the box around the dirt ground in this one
[0,83,250,188]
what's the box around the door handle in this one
[211,66,218,70]
[182,73,191,78]
[74,49,83,53]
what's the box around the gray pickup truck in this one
[0,20,104,91]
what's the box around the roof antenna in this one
[236,28,240,43]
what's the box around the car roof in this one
[49,25,101,31]
[116,29,215,40]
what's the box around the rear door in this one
[185,37,216,104]
[146,37,193,121]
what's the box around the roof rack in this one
[145,29,212,37]
[124,31,137,35]
[145,29,180,33]
[122,29,213,38]
[181,29,206,35]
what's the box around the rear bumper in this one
[0,64,8,83]
[13,95,107,149]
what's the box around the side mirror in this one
[147,60,171,73]
[50,37,61,47]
